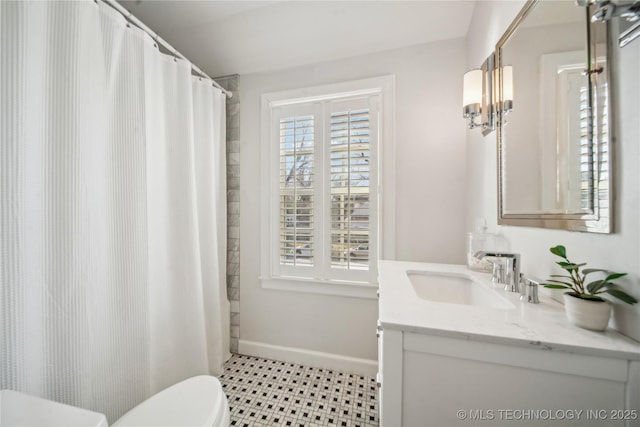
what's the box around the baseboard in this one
[238,340,378,377]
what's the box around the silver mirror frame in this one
[496,0,614,233]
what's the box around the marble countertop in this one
[378,260,640,360]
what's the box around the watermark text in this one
[455,409,638,422]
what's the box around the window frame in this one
[260,76,395,299]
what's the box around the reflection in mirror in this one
[619,18,640,47]
[497,0,612,233]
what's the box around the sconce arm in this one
[580,0,640,23]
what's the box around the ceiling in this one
[117,0,477,77]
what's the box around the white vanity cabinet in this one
[378,260,640,427]
[378,328,640,426]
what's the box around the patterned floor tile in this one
[221,354,379,427]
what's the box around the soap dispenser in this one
[466,219,506,272]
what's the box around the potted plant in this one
[544,245,637,331]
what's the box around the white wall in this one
[239,39,467,367]
[466,1,640,341]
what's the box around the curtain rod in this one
[100,0,233,99]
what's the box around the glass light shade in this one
[502,65,513,102]
[463,69,482,107]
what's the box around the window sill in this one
[260,276,378,299]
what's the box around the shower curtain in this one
[0,1,230,423]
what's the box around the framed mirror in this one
[496,0,612,233]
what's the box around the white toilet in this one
[113,375,230,427]
[1,375,230,427]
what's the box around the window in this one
[261,77,394,294]
[274,97,377,284]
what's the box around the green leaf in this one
[544,284,571,289]
[550,245,566,258]
[598,284,624,293]
[605,289,638,305]
[550,274,573,279]
[604,272,627,282]
[556,262,575,271]
[546,279,574,287]
[586,280,606,294]
[601,284,625,293]
[557,262,585,271]
[548,276,571,280]
[582,268,608,275]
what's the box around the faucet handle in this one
[491,261,505,285]
[503,258,518,292]
[518,273,527,298]
[520,276,541,304]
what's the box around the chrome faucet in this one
[474,251,521,293]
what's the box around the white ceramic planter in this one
[563,293,611,331]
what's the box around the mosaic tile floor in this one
[220,354,379,427]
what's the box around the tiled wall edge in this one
[215,74,240,354]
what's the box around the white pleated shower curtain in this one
[0,1,230,423]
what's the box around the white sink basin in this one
[407,270,513,309]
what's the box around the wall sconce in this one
[462,57,514,134]
[576,0,640,47]
[462,54,495,135]
[462,69,482,123]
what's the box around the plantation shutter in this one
[271,94,379,283]
[593,70,609,220]
[325,96,378,283]
[279,113,316,267]
[579,85,593,211]
[579,75,608,215]
[329,106,372,271]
